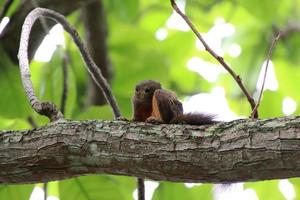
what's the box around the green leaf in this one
[0,0,20,17]
[274,59,300,107]
[289,178,300,199]
[257,90,283,118]
[152,182,213,200]
[59,175,135,200]
[31,47,77,119]
[152,182,192,200]
[0,117,31,130]
[189,184,213,200]
[0,184,34,200]
[238,0,291,25]
[47,181,59,197]
[244,180,285,200]
[74,105,114,120]
[138,7,170,32]
[0,48,32,118]
[105,0,139,22]
[227,97,251,117]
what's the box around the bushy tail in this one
[171,113,216,125]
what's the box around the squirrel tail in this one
[171,113,216,125]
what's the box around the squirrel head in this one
[134,80,162,103]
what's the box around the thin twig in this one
[18,8,121,121]
[170,0,258,118]
[30,0,49,33]
[0,0,13,21]
[43,182,47,200]
[27,116,38,128]
[137,178,145,200]
[60,52,69,115]
[251,32,282,118]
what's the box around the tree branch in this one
[1,116,300,184]
[18,8,121,121]
[60,52,69,115]
[251,32,282,118]
[170,0,257,118]
[0,0,94,63]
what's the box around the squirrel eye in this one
[135,87,139,92]
[144,88,150,93]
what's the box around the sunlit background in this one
[0,0,299,199]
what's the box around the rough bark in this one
[0,116,300,184]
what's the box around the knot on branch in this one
[35,102,63,122]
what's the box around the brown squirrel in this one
[132,80,216,125]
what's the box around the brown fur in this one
[132,80,216,125]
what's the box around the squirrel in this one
[132,80,216,125]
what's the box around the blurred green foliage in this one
[1,0,300,199]
[244,180,285,200]
[152,182,213,200]
[0,184,34,200]
[59,175,136,200]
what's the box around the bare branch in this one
[251,32,282,118]
[170,0,257,118]
[18,8,121,121]
[30,0,50,33]
[43,183,47,200]
[137,178,145,200]
[27,116,38,128]
[60,52,69,115]
[1,0,94,63]
[1,116,300,184]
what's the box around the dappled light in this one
[187,57,225,82]
[282,97,297,116]
[278,179,295,200]
[34,24,65,62]
[166,0,189,31]
[183,86,239,121]
[256,60,278,92]
[228,43,242,58]
[195,18,236,56]
[0,16,9,34]
[155,27,168,41]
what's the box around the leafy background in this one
[1,0,300,199]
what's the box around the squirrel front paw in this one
[146,117,163,124]
[117,116,130,121]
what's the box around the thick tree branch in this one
[1,116,300,184]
